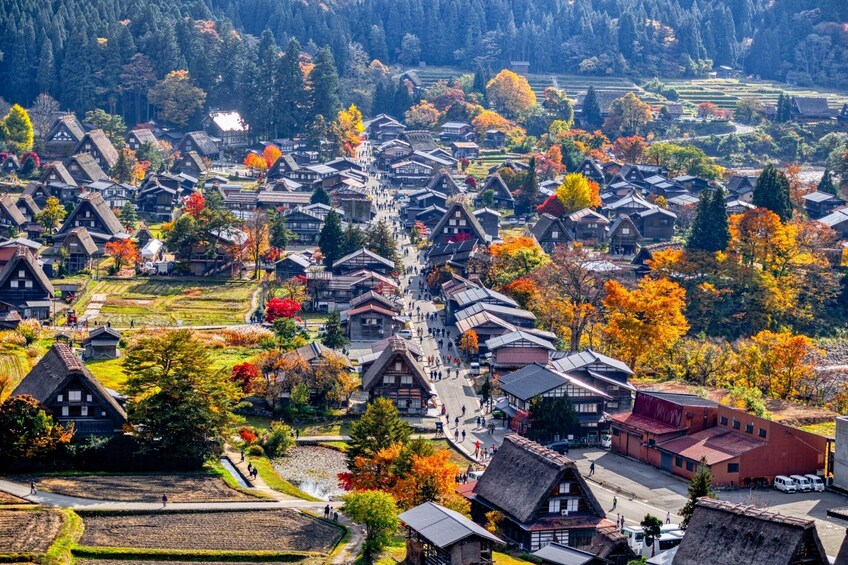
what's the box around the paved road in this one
[569,448,848,557]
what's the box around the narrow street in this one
[359,141,508,465]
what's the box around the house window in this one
[68,391,82,402]
[10,281,17,288]
[732,419,740,430]
[81,406,88,416]
[548,499,560,513]
[575,403,597,413]
[383,375,396,385]
[559,482,570,494]
[565,499,578,512]
[675,456,683,467]
[727,463,739,473]
[57,394,63,402]
[18,270,24,278]
[552,231,559,239]
[621,228,630,234]
[24,281,32,288]
[745,423,754,434]
[759,428,767,438]
[86,394,92,402]
[685,460,695,472]
[396,399,408,408]
[606,402,619,410]
[62,406,69,416]
[394,361,403,371]
[720,416,728,425]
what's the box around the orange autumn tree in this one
[501,277,539,309]
[735,330,819,400]
[105,239,140,271]
[459,330,479,356]
[261,145,282,168]
[183,192,205,218]
[612,135,648,163]
[243,152,268,174]
[486,69,537,118]
[602,277,689,371]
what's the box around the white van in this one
[621,526,645,553]
[469,362,480,375]
[774,475,798,493]
[805,474,825,492]
[790,475,812,492]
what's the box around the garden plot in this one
[26,474,254,503]
[76,279,258,327]
[78,510,342,552]
[0,509,64,553]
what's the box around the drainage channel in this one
[219,457,252,488]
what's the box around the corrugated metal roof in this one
[399,502,504,548]
[531,542,597,565]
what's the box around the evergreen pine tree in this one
[679,456,716,529]
[309,47,342,124]
[275,39,307,138]
[341,223,367,256]
[321,311,349,350]
[818,169,837,195]
[583,86,603,129]
[687,188,729,252]
[319,209,344,267]
[366,219,400,268]
[753,163,792,222]
[120,202,138,230]
[472,65,489,95]
[310,186,331,205]
[392,81,413,119]
[347,397,411,467]
[36,38,57,95]
[372,80,390,116]
[515,157,539,215]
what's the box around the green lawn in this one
[800,421,837,438]
[75,278,259,327]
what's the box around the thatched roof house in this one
[672,498,829,565]
[467,434,630,561]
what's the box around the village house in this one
[483,129,506,149]
[531,213,573,253]
[426,238,480,273]
[176,151,208,178]
[455,311,517,347]
[306,269,398,312]
[15,194,41,224]
[496,363,612,436]
[203,110,249,148]
[566,209,609,242]
[817,208,848,238]
[610,391,828,486]
[332,248,396,276]
[725,175,756,202]
[450,141,480,160]
[632,242,684,277]
[439,122,476,142]
[82,326,121,359]
[58,227,100,273]
[10,342,127,437]
[54,192,126,249]
[364,114,406,142]
[576,159,606,185]
[280,206,328,245]
[174,131,222,161]
[65,153,109,184]
[361,337,435,414]
[85,180,136,210]
[124,128,158,152]
[399,502,505,565]
[533,543,611,565]
[0,195,27,234]
[455,302,536,329]
[72,129,120,171]
[670,498,830,565]
[473,208,500,241]
[430,203,491,247]
[790,96,834,121]
[427,171,465,196]
[446,286,519,325]
[467,434,631,560]
[182,228,248,276]
[603,192,654,218]
[607,215,641,255]
[44,114,86,158]
[275,253,311,281]
[344,302,403,341]
[484,331,556,373]
[549,349,635,415]
[635,207,677,240]
[0,245,54,320]
[802,191,845,219]
[389,160,434,188]
[136,174,196,221]
[479,175,514,209]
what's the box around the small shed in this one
[82,326,121,359]
[399,502,504,565]
[532,542,610,565]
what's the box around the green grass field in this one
[75,279,259,327]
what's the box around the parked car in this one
[790,474,812,492]
[805,474,825,492]
[396,329,414,339]
[600,433,612,449]
[546,440,570,455]
[774,475,798,493]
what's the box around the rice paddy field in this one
[74,278,259,327]
[413,66,848,115]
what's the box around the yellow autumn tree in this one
[486,70,537,118]
[602,277,689,371]
[735,330,819,400]
[555,173,602,213]
[336,104,364,157]
[459,330,479,356]
[487,236,550,287]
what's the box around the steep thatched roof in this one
[361,337,434,394]
[672,498,828,565]
[62,227,99,256]
[0,195,27,227]
[74,129,119,169]
[473,434,604,524]
[11,342,126,423]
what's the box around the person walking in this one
[162,494,168,507]
[240,449,245,462]
[29,481,36,495]
[325,505,331,518]
[589,461,595,476]
[454,429,459,441]
[461,429,466,442]
[666,511,671,524]
[612,496,617,510]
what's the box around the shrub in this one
[247,444,265,456]
[231,362,261,394]
[15,319,41,345]
[221,326,274,346]
[239,426,258,444]
[0,330,27,347]
[260,421,294,458]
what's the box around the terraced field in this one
[664,78,848,111]
[0,509,64,553]
[74,279,258,327]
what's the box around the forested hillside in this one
[0,0,846,123]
